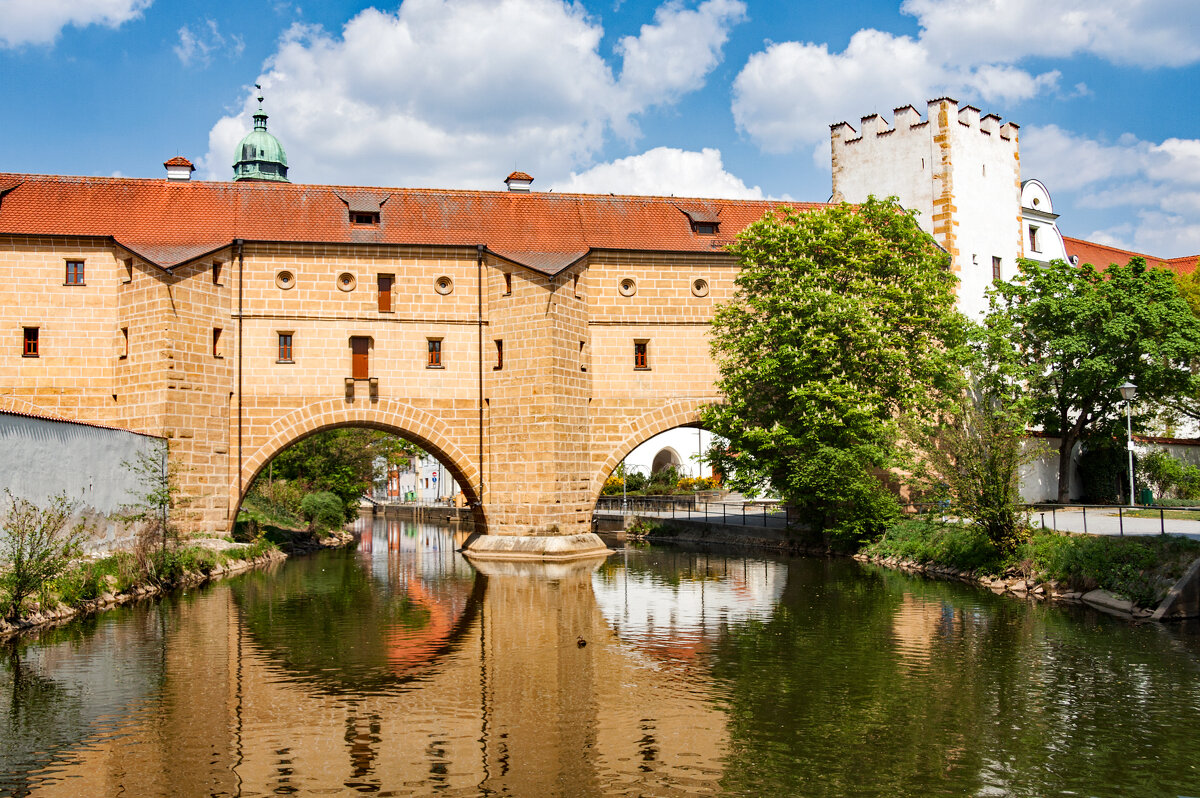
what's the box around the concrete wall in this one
[0,411,164,553]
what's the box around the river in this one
[2,515,1199,797]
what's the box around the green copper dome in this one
[233,92,289,183]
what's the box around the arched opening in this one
[593,418,725,513]
[236,412,485,538]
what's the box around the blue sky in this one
[2,0,1198,256]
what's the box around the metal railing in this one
[1019,503,1200,536]
[594,495,792,529]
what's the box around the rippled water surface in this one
[2,515,1200,797]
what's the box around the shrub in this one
[52,553,139,605]
[865,519,1005,574]
[300,491,344,532]
[1138,448,1200,500]
[0,492,88,620]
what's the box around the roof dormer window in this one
[679,206,721,236]
[352,211,380,226]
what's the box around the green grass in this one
[863,519,1007,575]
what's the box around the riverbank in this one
[0,529,355,641]
[622,516,1200,621]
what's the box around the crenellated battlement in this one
[830,98,1018,146]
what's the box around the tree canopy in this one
[702,196,968,545]
[987,257,1200,502]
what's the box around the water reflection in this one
[2,525,1200,797]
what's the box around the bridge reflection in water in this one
[1,515,787,796]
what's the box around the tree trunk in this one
[1056,436,1075,504]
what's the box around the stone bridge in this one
[0,172,824,558]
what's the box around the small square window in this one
[65,260,85,285]
[427,338,443,368]
[992,256,1002,282]
[351,211,380,226]
[23,327,39,357]
[634,340,649,370]
[278,332,294,363]
[1028,225,1040,253]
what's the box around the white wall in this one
[623,428,719,480]
[0,411,165,553]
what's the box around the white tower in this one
[830,98,1023,318]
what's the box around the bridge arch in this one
[587,398,710,510]
[236,398,484,530]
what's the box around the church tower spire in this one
[233,85,290,182]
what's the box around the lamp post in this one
[1119,380,1137,507]
[621,462,648,518]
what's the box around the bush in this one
[300,491,344,532]
[0,492,88,620]
[1138,448,1200,500]
[52,553,139,605]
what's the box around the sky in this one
[1,0,1198,257]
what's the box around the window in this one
[1028,225,1040,253]
[23,327,39,357]
[351,211,380,226]
[351,337,370,380]
[634,340,648,370]
[427,338,443,368]
[572,273,580,298]
[65,260,85,285]
[580,340,587,372]
[494,339,503,370]
[503,272,512,295]
[120,327,128,359]
[692,222,718,235]
[378,274,394,312]
[213,328,223,358]
[212,262,223,285]
[992,256,1002,282]
[277,332,294,363]
[122,258,133,283]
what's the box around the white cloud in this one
[175,19,245,67]
[903,0,1200,69]
[200,0,745,187]
[0,0,151,48]
[551,147,765,198]
[732,0,1199,154]
[1022,125,1200,256]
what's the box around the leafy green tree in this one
[1165,269,1200,425]
[0,492,87,620]
[120,440,188,559]
[988,257,1200,503]
[703,197,968,546]
[300,491,345,532]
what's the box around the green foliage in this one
[1138,448,1200,500]
[257,429,410,521]
[704,197,967,544]
[0,492,88,620]
[864,519,1007,574]
[906,322,1040,556]
[988,257,1200,502]
[300,491,344,532]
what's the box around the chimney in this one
[164,156,195,181]
[504,171,533,192]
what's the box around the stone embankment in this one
[852,552,1160,620]
[0,531,356,641]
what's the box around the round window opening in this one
[618,278,637,297]
[275,270,295,290]
[337,272,357,292]
[691,278,710,297]
[435,276,454,295]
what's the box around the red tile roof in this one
[505,171,534,182]
[0,173,818,275]
[163,156,195,169]
[1063,236,1197,275]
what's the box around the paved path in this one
[1026,506,1200,540]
